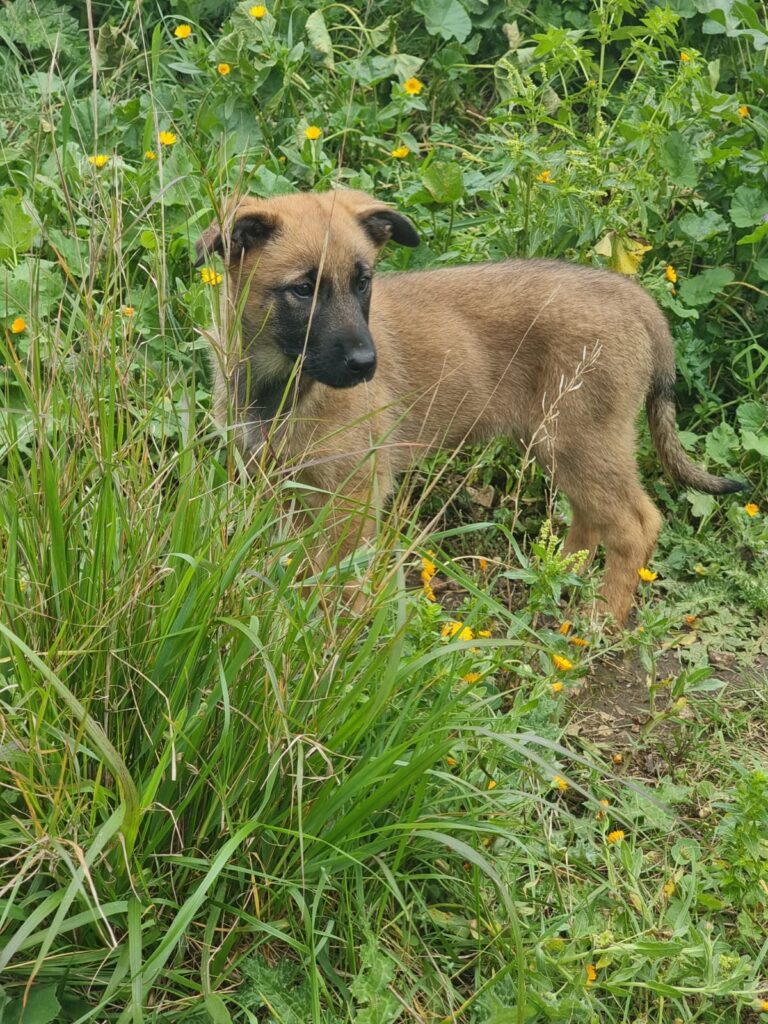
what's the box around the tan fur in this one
[196,189,742,624]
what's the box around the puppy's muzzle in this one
[345,346,376,380]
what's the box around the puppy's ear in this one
[194,208,278,269]
[358,207,420,249]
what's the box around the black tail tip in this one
[722,478,748,494]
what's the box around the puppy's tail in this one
[646,344,745,495]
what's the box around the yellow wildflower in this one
[403,77,424,95]
[745,502,759,517]
[200,267,222,286]
[250,4,267,17]
[478,556,488,573]
[637,567,658,582]
[551,681,564,694]
[441,621,474,642]
[423,583,437,602]
[10,317,26,334]
[665,264,677,283]
[391,145,409,159]
[421,556,436,579]
[607,829,625,844]
[217,63,231,76]
[612,753,623,765]
[662,878,675,897]
[558,621,572,635]
[446,756,457,767]
[738,104,749,117]
[553,775,569,791]
[88,154,110,168]
[477,629,492,638]
[585,964,597,987]
[463,673,481,684]
[537,169,554,183]
[174,24,192,39]
[569,636,588,648]
[487,779,497,791]
[684,614,697,626]
[122,306,135,317]
[159,130,177,146]
[145,149,157,160]
[760,1000,768,1012]
[551,654,573,672]
[596,799,609,820]
[680,52,691,62]
[305,125,322,141]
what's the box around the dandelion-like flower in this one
[159,131,177,146]
[607,829,625,844]
[391,145,409,159]
[537,169,554,183]
[612,752,623,765]
[446,756,457,767]
[487,779,497,791]
[217,63,231,76]
[738,105,749,117]
[88,154,110,168]
[745,502,759,517]
[551,681,564,694]
[145,149,157,160]
[585,964,597,987]
[122,306,135,317]
[174,24,192,39]
[637,567,658,582]
[680,52,690,62]
[441,621,474,642]
[10,317,26,334]
[250,4,267,17]
[553,775,569,791]
[477,629,492,638]
[665,264,677,283]
[552,654,573,672]
[478,556,488,573]
[403,77,424,95]
[463,672,481,684]
[569,636,588,648]
[559,621,572,635]
[305,125,322,141]
[200,267,222,286]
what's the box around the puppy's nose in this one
[345,348,376,376]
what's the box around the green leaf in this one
[414,0,472,42]
[305,10,335,69]
[736,400,768,435]
[0,191,35,262]
[204,994,233,1024]
[661,131,698,188]
[678,209,728,241]
[705,421,739,465]
[678,267,734,306]
[753,258,768,281]
[422,162,465,204]
[687,491,717,518]
[730,185,768,227]
[4,984,60,1024]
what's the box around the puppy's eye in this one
[357,275,371,293]
[291,282,314,298]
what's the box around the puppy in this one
[195,189,743,623]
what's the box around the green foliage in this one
[0,1,766,1022]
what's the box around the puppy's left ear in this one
[359,207,420,249]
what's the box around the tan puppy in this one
[195,189,743,623]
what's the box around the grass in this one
[1,0,767,1021]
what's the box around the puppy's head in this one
[195,190,419,389]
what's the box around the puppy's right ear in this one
[194,208,278,269]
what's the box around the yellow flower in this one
[122,306,135,317]
[760,1000,768,1012]
[637,567,658,582]
[558,621,572,635]
[10,317,26,334]
[217,63,231,76]
[305,125,322,141]
[552,654,573,672]
[665,264,677,283]
[569,636,588,648]
[145,149,157,160]
[446,756,457,767]
[421,556,436,580]
[477,629,492,638]
[607,829,625,844]
[390,145,409,159]
[745,502,759,517]
[463,672,481,684]
[596,798,609,820]
[250,4,267,17]
[680,51,691,62]
[423,583,437,602]
[738,104,749,117]
[478,556,488,573]
[662,878,675,897]
[585,964,597,987]
[537,169,554,183]
[612,752,623,765]
[200,267,222,286]
[441,621,474,642]
[551,681,564,694]
[174,24,192,39]
[88,154,110,168]
[159,130,177,146]
[487,779,497,791]
[553,775,569,791]
[403,77,424,95]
